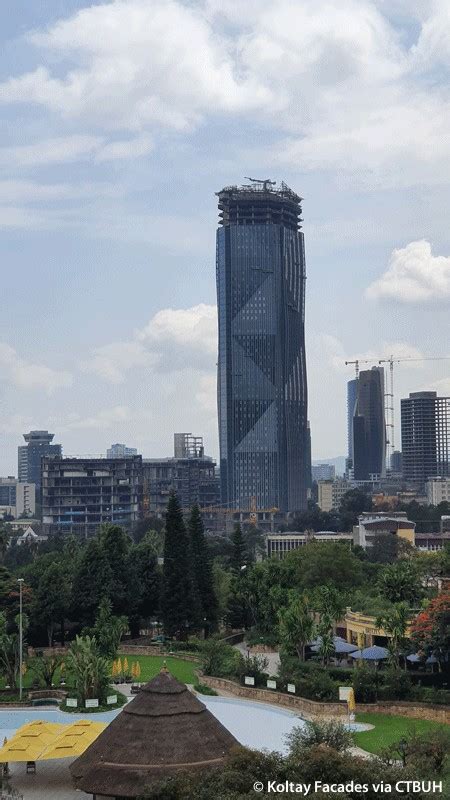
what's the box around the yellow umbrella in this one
[0,721,64,762]
[347,688,356,714]
[39,720,106,760]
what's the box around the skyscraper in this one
[346,377,358,477]
[352,368,386,481]
[18,430,62,492]
[216,179,308,512]
[107,443,138,458]
[401,391,450,489]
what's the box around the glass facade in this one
[352,367,386,481]
[216,182,308,512]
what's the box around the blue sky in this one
[0,0,449,474]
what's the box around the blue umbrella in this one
[350,645,389,661]
[407,653,438,665]
[311,636,358,654]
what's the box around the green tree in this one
[289,542,364,592]
[377,561,422,605]
[0,611,22,689]
[0,523,10,563]
[100,525,131,616]
[66,635,110,704]
[91,597,127,659]
[31,653,64,688]
[230,523,247,574]
[33,562,70,646]
[376,602,410,667]
[188,505,218,634]
[278,591,315,661]
[71,538,113,628]
[162,492,195,638]
[127,534,161,635]
[369,532,415,564]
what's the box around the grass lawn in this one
[118,654,199,685]
[354,712,449,755]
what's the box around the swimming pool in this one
[0,697,366,755]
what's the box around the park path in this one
[234,641,281,676]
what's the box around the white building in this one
[426,477,450,506]
[353,512,416,550]
[317,479,351,512]
[0,477,35,518]
[266,531,353,559]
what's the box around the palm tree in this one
[278,592,315,661]
[66,635,110,704]
[376,603,410,668]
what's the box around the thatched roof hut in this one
[70,669,239,798]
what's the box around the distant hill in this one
[312,456,346,476]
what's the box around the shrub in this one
[193,683,218,696]
[296,670,338,702]
[377,667,412,701]
[238,653,269,687]
[352,662,380,703]
[200,639,242,679]
[287,720,353,757]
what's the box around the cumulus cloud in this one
[0,1,448,185]
[80,341,159,384]
[0,342,73,394]
[366,240,450,303]
[81,304,217,383]
[138,304,217,355]
[0,134,154,168]
[64,405,131,430]
[316,334,424,371]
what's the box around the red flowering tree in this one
[410,591,450,669]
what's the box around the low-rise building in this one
[266,530,353,559]
[353,511,416,550]
[317,479,351,512]
[42,455,143,537]
[426,477,450,506]
[345,607,413,648]
[311,463,335,482]
[415,531,450,551]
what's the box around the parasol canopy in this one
[350,645,389,661]
[0,719,106,763]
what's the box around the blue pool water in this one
[0,697,366,755]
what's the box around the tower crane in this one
[345,355,450,468]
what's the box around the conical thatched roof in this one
[70,669,239,798]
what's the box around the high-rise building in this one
[18,430,62,492]
[352,368,386,481]
[216,179,308,512]
[401,392,450,489]
[346,378,358,477]
[390,450,403,474]
[312,463,336,482]
[173,433,204,459]
[107,443,138,459]
[0,477,35,518]
[41,455,143,537]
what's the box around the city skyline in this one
[0,1,450,475]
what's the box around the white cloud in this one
[94,135,153,162]
[80,341,158,384]
[0,342,73,394]
[0,134,154,168]
[138,304,217,355]
[195,373,217,415]
[65,406,131,430]
[81,304,217,383]
[0,1,449,186]
[0,180,119,203]
[315,334,424,372]
[366,240,450,302]
[0,0,270,131]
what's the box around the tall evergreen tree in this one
[188,505,218,634]
[71,538,112,628]
[127,535,161,637]
[99,525,131,616]
[162,492,195,638]
[230,523,247,574]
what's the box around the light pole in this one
[17,578,24,701]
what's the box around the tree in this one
[278,591,315,661]
[377,561,422,605]
[229,523,247,574]
[376,603,410,668]
[33,562,70,646]
[71,538,113,628]
[289,542,364,592]
[287,720,352,756]
[410,590,450,669]
[66,635,110,704]
[91,597,127,659]
[188,505,218,633]
[312,585,346,631]
[31,653,64,688]
[369,532,415,564]
[0,612,22,689]
[0,523,10,563]
[99,525,131,616]
[162,492,195,638]
[127,534,161,635]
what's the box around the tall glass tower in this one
[216,179,308,512]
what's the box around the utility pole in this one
[18,578,24,701]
